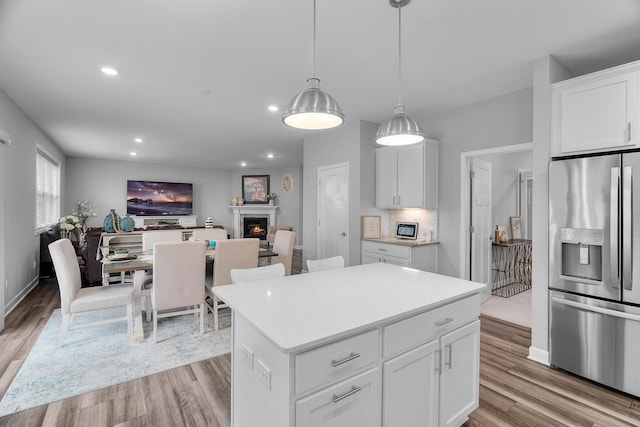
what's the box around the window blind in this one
[36,148,60,232]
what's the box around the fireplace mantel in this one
[230,205,278,239]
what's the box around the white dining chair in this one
[205,238,260,330]
[231,263,286,284]
[191,228,228,242]
[151,241,207,343]
[307,255,345,273]
[49,239,134,347]
[270,230,296,276]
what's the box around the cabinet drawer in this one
[383,294,480,357]
[295,367,380,427]
[295,329,379,394]
[361,241,410,259]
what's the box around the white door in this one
[518,170,533,239]
[318,163,349,265]
[439,320,480,427]
[470,158,492,288]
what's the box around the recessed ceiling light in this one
[134,138,143,143]
[101,66,119,76]
[267,153,274,159]
[240,162,247,167]
[130,152,137,156]
[268,105,279,112]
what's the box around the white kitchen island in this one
[213,262,486,427]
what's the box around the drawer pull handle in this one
[378,248,388,252]
[332,385,362,403]
[435,317,454,327]
[331,352,360,367]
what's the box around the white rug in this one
[0,306,231,416]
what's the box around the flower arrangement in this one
[58,215,81,239]
[266,193,277,201]
[72,199,97,232]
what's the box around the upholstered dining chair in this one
[140,229,184,321]
[270,230,296,276]
[49,239,134,347]
[205,238,260,330]
[307,255,345,272]
[151,241,207,343]
[192,228,228,242]
[266,225,292,249]
[230,263,286,284]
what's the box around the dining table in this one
[102,246,278,341]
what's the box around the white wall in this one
[0,88,65,317]
[231,166,303,246]
[420,88,534,278]
[303,120,380,265]
[65,157,234,231]
[476,150,533,238]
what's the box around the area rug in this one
[0,306,231,416]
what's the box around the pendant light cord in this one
[397,4,402,106]
[313,0,317,79]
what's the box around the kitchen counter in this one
[362,236,439,246]
[214,263,485,427]
[214,262,482,353]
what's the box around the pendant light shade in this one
[376,0,425,146]
[282,0,344,130]
[282,77,344,130]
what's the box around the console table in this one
[491,239,532,297]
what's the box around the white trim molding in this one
[527,346,550,366]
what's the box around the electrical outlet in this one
[243,345,254,370]
[4,277,8,290]
[256,359,271,390]
[33,258,37,269]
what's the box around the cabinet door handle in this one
[378,248,388,252]
[398,195,401,205]
[628,122,632,142]
[435,317,454,327]
[445,344,453,369]
[332,385,362,403]
[331,352,360,367]
[393,196,396,205]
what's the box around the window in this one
[35,147,60,232]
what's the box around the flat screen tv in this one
[127,180,193,216]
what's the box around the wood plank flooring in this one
[1,252,639,426]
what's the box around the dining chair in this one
[307,255,345,273]
[151,241,207,343]
[205,238,260,330]
[231,263,286,284]
[49,239,134,347]
[270,230,296,276]
[140,229,184,321]
[192,228,228,242]
[266,225,292,249]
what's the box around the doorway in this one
[317,163,349,265]
[460,143,533,327]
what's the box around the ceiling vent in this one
[0,129,11,146]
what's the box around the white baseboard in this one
[4,276,40,317]
[527,346,549,365]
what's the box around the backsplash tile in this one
[388,209,438,241]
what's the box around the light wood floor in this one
[1,253,639,426]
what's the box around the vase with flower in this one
[267,193,277,206]
[58,215,81,240]
[72,199,97,240]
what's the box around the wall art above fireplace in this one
[242,175,270,204]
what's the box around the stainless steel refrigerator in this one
[549,152,640,397]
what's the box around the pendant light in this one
[376,0,425,146]
[282,0,344,130]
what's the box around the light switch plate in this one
[242,345,254,370]
[256,359,271,390]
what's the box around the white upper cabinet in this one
[376,140,438,208]
[552,61,640,156]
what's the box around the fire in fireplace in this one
[243,217,268,240]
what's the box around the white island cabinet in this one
[214,263,485,427]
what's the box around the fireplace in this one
[243,217,268,240]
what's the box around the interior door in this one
[318,163,349,265]
[470,158,492,289]
[518,170,533,239]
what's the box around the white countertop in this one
[213,263,485,354]
[363,237,440,246]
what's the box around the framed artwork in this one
[510,216,522,239]
[361,215,382,239]
[242,175,270,204]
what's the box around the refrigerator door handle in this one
[623,165,633,290]
[611,167,620,288]
[551,296,640,322]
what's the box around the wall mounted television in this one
[126,180,193,216]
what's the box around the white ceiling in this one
[1,0,640,169]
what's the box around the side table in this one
[491,239,532,297]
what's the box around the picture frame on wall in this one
[510,216,522,239]
[361,215,382,239]
[242,175,270,204]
